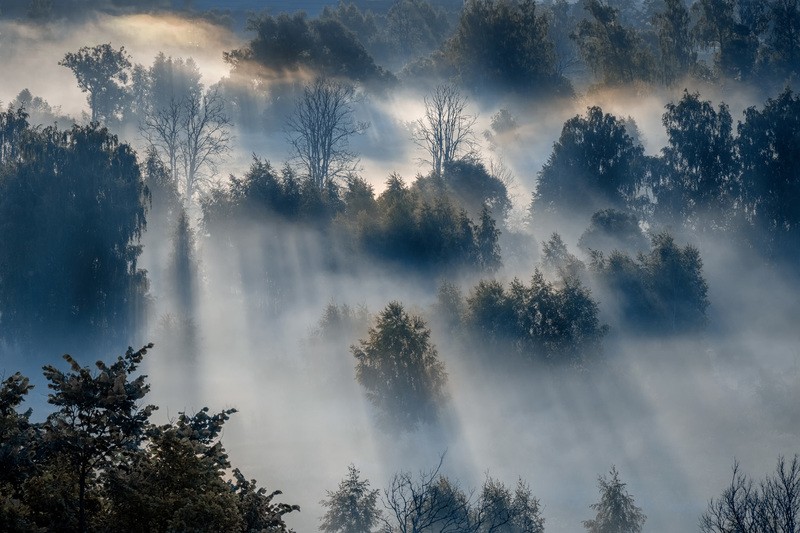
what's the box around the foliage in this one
[692,0,764,80]
[700,456,800,533]
[352,302,448,429]
[0,118,148,350]
[583,466,646,533]
[0,345,298,532]
[464,269,606,364]
[578,209,648,254]
[59,43,131,124]
[347,173,502,274]
[590,232,709,334]
[531,106,647,225]
[762,0,800,80]
[203,157,342,227]
[653,0,697,85]
[42,344,157,532]
[11,89,72,128]
[541,233,586,282]
[414,159,511,221]
[381,455,544,533]
[320,464,382,533]
[443,0,571,96]
[573,0,656,85]
[657,91,737,232]
[737,88,800,259]
[224,11,393,87]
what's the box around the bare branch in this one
[412,84,477,176]
[285,78,368,189]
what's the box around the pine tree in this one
[320,464,381,533]
[583,466,646,533]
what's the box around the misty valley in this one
[1,0,799,532]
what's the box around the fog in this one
[1,3,799,533]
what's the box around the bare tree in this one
[141,97,182,183]
[180,88,232,202]
[285,78,368,189]
[701,456,800,533]
[382,455,473,533]
[380,454,514,533]
[412,84,477,176]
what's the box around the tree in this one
[381,458,540,533]
[285,78,367,190]
[583,466,646,533]
[692,0,763,80]
[139,54,203,185]
[573,0,656,85]
[510,479,546,533]
[590,232,709,334]
[0,120,149,350]
[0,345,299,532]
[224,12,393,87]
[60,43,131,124]
[42,344,157,533]
[412,84,476,177]
[0,373,37,530]
[577,209,648,254]
[381,455,475,533]
[737,88,800,259]
[385,0,452,64]
[320,464,382,533]
[464,270,606,364]
[179,88,232,202]
[654,0,697,85]
[444,0,571,96]
[763,0,800,79]
[657,91,737,231]
[352,302,447,429]
[532,106,647,225]
[700,456,800,533]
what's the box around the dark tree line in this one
[0,344,298,532]
[530,88,800,264]
[202,159,504,277]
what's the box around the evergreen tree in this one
[320,464,382,533]
[583,466,646,533]
[352,302,448,429]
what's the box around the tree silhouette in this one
[532,106,646,225]
[573,0,655,85]
[654,0,697,85]
[700,456,800,533]
[60,43,131,124]
[583,466,646,533]
[286,78,367,190]
[412,84,476,177]
[658,91,737,231]
[737,88,800,259]
[352,302,447,429]
[42,344,157,533]
[320,464,382,533]
[444,0,571,96]
[0,119,149,350]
